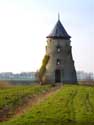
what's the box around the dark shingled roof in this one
[47,20,71,39]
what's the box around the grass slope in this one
[1,85,94,125]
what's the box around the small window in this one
[56,59,61,65]
[57,46,61,53]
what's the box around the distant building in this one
[77,71,94,81]
[0,72,36,81]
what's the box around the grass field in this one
[0,84,94,125]
[0,84,52,122]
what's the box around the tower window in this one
[56,59,61,65]
[57,46,61,53]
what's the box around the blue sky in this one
[0,0,93,73]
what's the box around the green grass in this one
[1,85,94,125]
[0,84,52,120]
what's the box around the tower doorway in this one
[55,69,61,82]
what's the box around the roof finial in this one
[58,12,60,21]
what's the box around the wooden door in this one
[55,69,61,82]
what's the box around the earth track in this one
[85,92,94,113]
[64,89,78,122]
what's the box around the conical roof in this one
[47,19,71,39]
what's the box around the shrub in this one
[38,55,50,84]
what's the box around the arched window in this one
[56,59,61,65]
[57,46,61,53]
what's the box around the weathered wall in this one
[44,38,77,83]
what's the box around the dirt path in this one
[0,85,62,122]
[14,85,61,117]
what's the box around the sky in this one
[0,0,93,73]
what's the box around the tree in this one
[38,55,50,84]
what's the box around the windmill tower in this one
[41,16,77,84]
